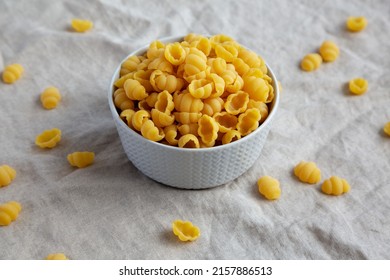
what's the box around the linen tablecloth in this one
[0,0,389,259]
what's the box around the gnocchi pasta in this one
[294,161,321,184]
[319,41,339,62]
[113,34,275,148]
[0,165,16,188]
[45,253,69,260]
[40,86,61,109]
[384,122,390,137]
[346,16,367,32]
[35,128,62,149]
[257,176,281,200]
[71,18,93,32]
[0,201,21,226]
[300,53,322,72]
[321,176,350,196]
[172,219,200,241]
[2,64,24,84]
[67,151,95,168]
[349,78,368,95]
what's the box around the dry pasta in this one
[67,152,95,168]
[294,161,321,184]
[45,253,69,260]
[0,165,16,188]
[164,125,180,146]
[178,134,200,148]
[172,220,200,242]
[124,79,148,101]
[300,53,322,71]
[35,128,62,149]
[384,122,390,137]
[2,64,24,84]
[349,78,368,95]
[221,130,241,144]
[40,86,61,109]
[71,18,93,32]
[257,176,281,200]
[198,115,219,146]
[321,176,350,196]
[237,108,261,136]
[224,91,249,115]
[0,201,22,226]
[113,34,274,148]
[319,41,339,62]
[141,120,165,141]
[346,16,367,32]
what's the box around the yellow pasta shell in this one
[0,201,22,226]
[294,161,321,184]
[198,115,219,145]
[221,130,241,145]
[40,86,61,109]
[141,120,165,142]
[349,78,368,95]
[257,176,281,200]
[163,125,180,146]
[132,110,150,131]
[151,109,175,127]
[300,53,322,71]
[0,165,17,188]
[124,79,148,101]
[224,91,249,115]
[237,108,261,136]
[2,64,24,84]
[164,42,186,65]
[321,176,350,195]
[172,220,200,241]
[71,18,93,32]
[213,112,238,133]
[243,76,269,102]
[384,122,390,137]
[45,253,69,260]
[178,134,200,148]
[35,128,62,149]
[319,41,339,62]
[67,151,95,168]
[346,16,367,32]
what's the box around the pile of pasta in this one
[113,34,274,148]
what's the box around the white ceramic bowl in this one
[108,36,280,189]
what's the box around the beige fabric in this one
[0,0,389,259]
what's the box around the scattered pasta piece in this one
[349,78,368,95]
[321,176,350,195]
[384,122,390,137]
[0,201,22,226]
[35,128,62,149]
[172,220,200,242]
[319,41,339,62]
[2,64,24,84]
[300,53,322,72]
[294,161,321,184]
[0,165,17,188]
[346,16,367,32]
[257,176,281,200]
[40,86,61,109]
[67,151,95,168]
[71,18,93,32]
[45,253,69,260]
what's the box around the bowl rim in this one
[108,35,280,153]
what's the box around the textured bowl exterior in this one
[108,36,280,189]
